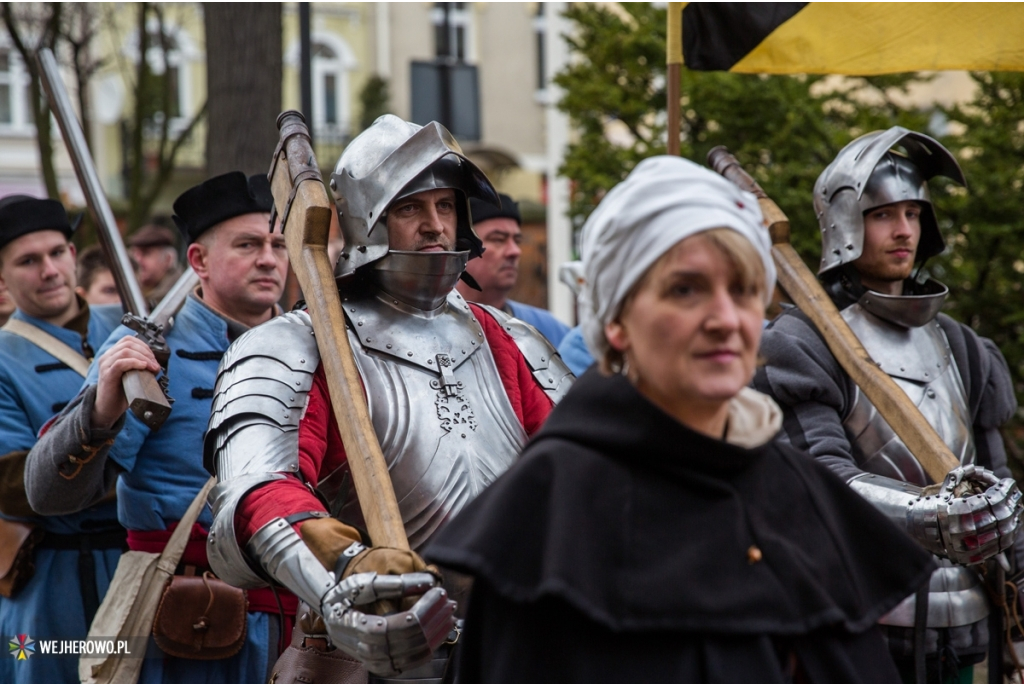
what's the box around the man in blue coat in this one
[0,195,124,684]
[455,193,570,347]
[25,173,292,682]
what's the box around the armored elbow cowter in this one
[204,310,320,588]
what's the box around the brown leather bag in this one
[152,569,248,660]
[268,603,367,684]
[0,518,43,598]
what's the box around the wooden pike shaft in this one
[269,111,409,550]
[707,146,960,482]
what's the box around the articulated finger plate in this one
[321,584,457,676]
[322,571,438,607]
[942,476,1023,564]
[910,466,1024,565]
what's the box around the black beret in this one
[172,172,274,244]
[470,193,520,227]
[0,195,74,252]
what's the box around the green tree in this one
[554,3,929,265]
[358,75,390,133]
[933,72,1024,464]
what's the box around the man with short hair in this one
[0,194,124,685]
[127,222,183,304]
[455,193,570,346]
[0,281,15,327]
[754,127,1022,681]
[203,115,573,679]
[26,172,293,682]
[76,244,120,305]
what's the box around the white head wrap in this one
[579,155,776,361]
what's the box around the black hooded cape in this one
[427,369,935,683]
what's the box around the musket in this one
[707,146,960,482]
[37,48,174,430]
[268,110,409,550]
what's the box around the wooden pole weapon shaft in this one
[269,111,409,550]
[707,146,960,482]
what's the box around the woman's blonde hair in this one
[599,227,766,375]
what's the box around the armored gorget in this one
[319,286,527,551]
[840,295,974,488]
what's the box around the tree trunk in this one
[204,3,282,177]
[2,2,63,199]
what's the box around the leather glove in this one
[908,464,1023,565]
[319,572,456,676]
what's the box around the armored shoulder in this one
[204,310,320,477]
[475,304,574,403]
[204,310,321,589]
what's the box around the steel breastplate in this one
[319,288,526,551]
[840,304,975,487]
[841,304,986,629]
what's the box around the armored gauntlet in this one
[320,572,456,676]
[907,464,1022,565]
[247,518,456,676]
[849,465,1023,565]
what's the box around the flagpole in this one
[667,2,683,156]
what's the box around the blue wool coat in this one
[0,304,123,685]
[84,294,273,683]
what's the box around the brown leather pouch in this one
[152,569,248,660]
[0,518,43,598]
[269,602,367,684]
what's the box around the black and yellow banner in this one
[676,3,1024,74]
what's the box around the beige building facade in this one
[0,2,552,212]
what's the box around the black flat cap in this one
[0,195,75,252]
[172,172,274,244]
[470,193,520,226]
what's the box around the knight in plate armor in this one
[204,114,572,680]
[754,126,1023,681]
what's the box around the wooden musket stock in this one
[707,146,960,482]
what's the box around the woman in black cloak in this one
[426,156,934,683]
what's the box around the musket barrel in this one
[37,48,148,317]
[38,48,171,430]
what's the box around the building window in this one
[432,3,473,61]
[144,27,184,122]
[0,46,32,132]
[312,40,352,139]
[287,34,358,143]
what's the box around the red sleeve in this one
[470,303,555,437]
[235,364,348,544]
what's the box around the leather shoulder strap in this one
[1,319,90,377]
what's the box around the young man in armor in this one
[754,127,1023,681]
[201,115,572,680]
[25,173,293,682]
[0,195,124,685]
